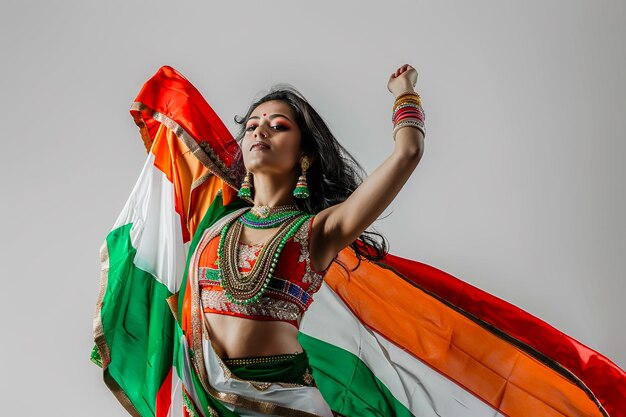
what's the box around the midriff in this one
[204,312,303,359]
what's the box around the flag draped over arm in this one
[92,66,239,417]
[93,66,626,417]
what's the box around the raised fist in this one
[387,64,418,97]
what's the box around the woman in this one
[93,65,625,417]
[211,66,422,360]
[181,63,421,416]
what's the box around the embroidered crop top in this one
[197,214,327,329]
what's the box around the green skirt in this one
[223,351,316,386]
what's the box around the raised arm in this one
[311,64,425,271]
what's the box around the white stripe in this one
[111,153,186,293]
[301,284,504,417]
[169,372,182,417]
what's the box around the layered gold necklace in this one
[217,210,312,305]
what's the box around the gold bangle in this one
[394,91,421,105]
[394,96,422,108]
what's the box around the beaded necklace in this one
[217,212,312,305]
[239,204,301,229]
[240,210,301,229]
[240,204,300,229]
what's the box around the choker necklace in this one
[250,204,298,218]
[217,213,311,305]
[240,204,301,229]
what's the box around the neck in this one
[251,172,298,207]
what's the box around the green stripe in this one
[299,333,414,417]
[96,223,175,417]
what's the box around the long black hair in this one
[232,85,388,265]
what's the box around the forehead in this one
[250,100,295,119]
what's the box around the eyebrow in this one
[246,113,292,123]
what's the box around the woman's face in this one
[242,100,303,177]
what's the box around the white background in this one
[1,1,624,415]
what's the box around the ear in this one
[300,153,316,167]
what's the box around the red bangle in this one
[393,107,425,123]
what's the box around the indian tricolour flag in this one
[93,66,626,417]
[92,65,237,417]
[92,143,183,417]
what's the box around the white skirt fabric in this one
[200,336,334,417]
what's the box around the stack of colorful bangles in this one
[392,91,425,140]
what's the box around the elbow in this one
[408,141,424,162]
[394,128,425,162]
[397,138,424,165]
[391,146,423,174]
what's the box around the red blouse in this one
[198,216,327,328]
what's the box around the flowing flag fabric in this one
[92,65,240,416]
[93,66,626,417]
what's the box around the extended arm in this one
[311,65,425,271]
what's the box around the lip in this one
[250,142,270,151]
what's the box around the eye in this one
[271,125,287,131]
[245,125,257,132]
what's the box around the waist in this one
[222,351,315,387]
[204,312,303,358]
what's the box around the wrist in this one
[391,90,425,141]
[392,87,415,98]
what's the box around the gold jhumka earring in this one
[293,156,310,199]
[238,171,253,199]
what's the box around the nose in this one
[254,128,268,139]
[253,122,270,139]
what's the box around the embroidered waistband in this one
[223,351,307,366]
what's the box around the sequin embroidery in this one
[201,289,300,321]
[293,219,324,292]
[237,242,263,270]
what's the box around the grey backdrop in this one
[1,1,624,415]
